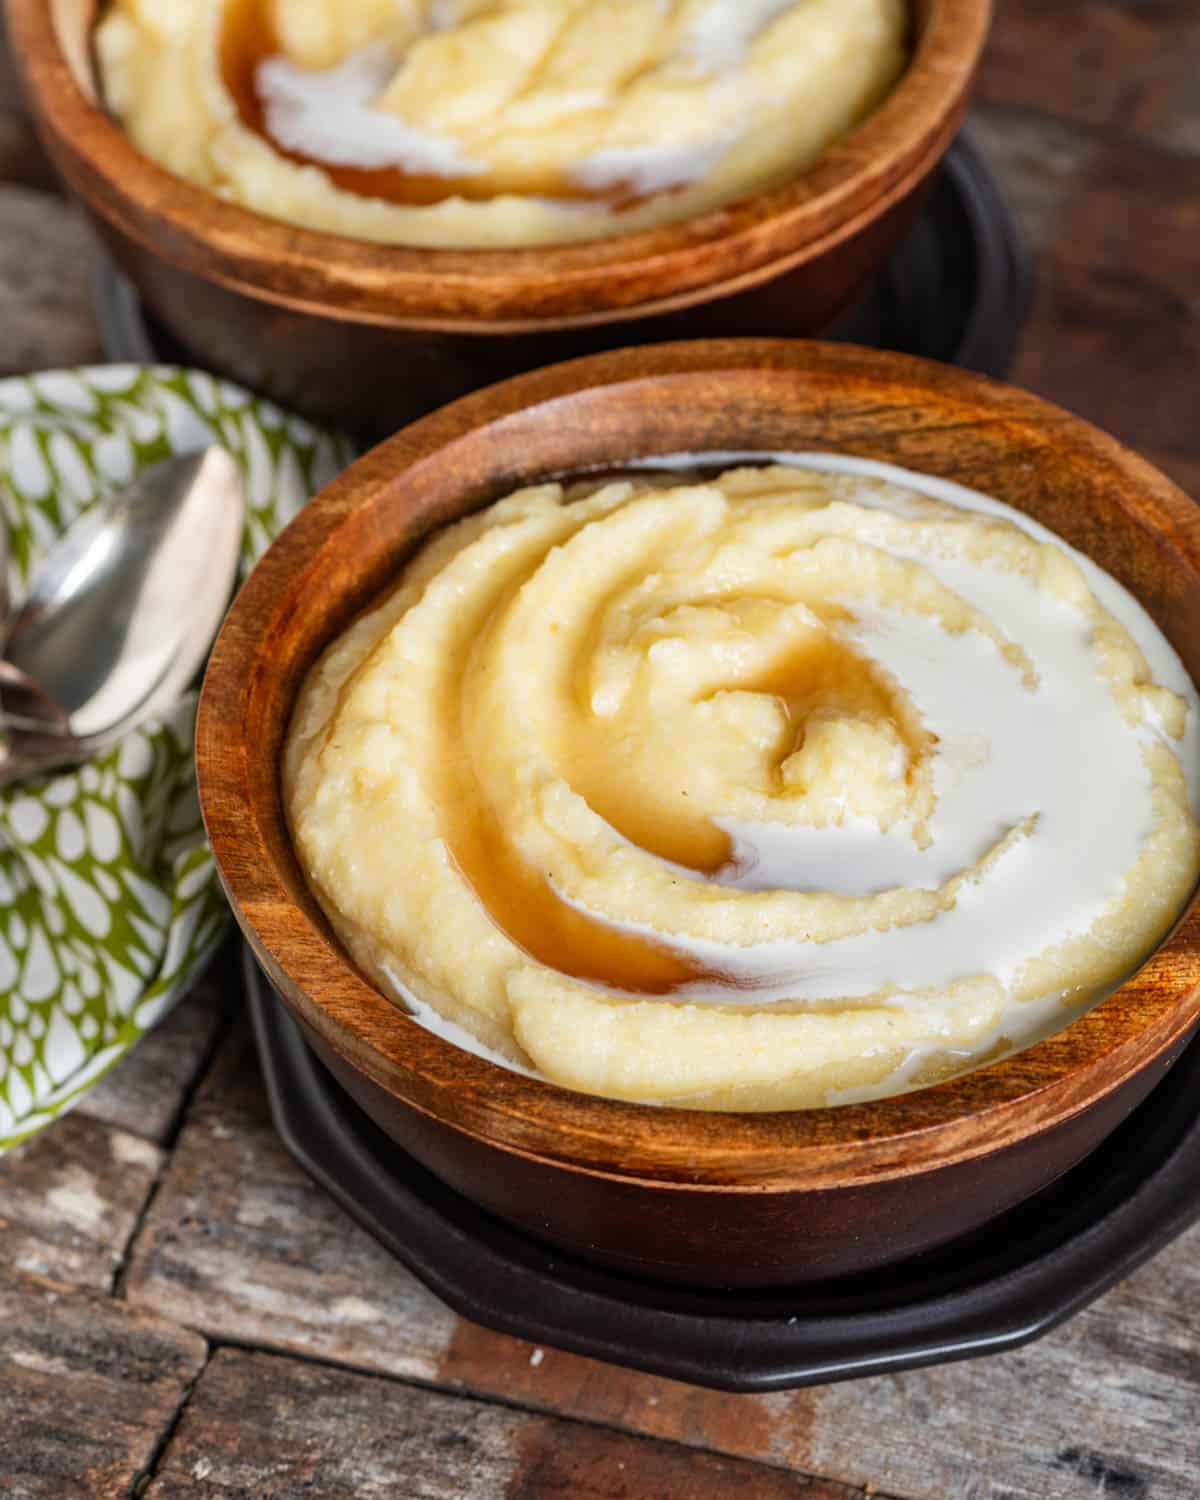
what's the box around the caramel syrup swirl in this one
[439,764,708,995]
[438,645,707,995]
[220,0,660,210]
[435,611,920,996]
[568,626,923,878]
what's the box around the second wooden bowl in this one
[197,340,1200,1288]
[9,0,989,435]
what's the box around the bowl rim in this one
[8,0,990,327]
[196,338,1200,1191]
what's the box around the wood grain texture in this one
[122,1024,460,1379]
[968,103,1098,251]
[979,0,1200,161]
[792,1274,1200,1499]
[978,0,1171,128]
[141,1347,866,1500]
[196,338,1200,1285]
[0,1112,162,1292]
[0,1271,206,1499]
[2,1,1200,1492]
[118,1020,1200,1499]
[1125,13,1200,156]
[1009,136,1200,473]
[446,1280,1200,1499]
[0,183,101,375]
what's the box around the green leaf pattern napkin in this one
[0,366,352,1150]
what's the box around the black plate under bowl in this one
[94,135,1031,383]
[245,950,1200,1394]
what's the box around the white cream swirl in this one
[285,458,1200,1109]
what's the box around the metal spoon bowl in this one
[0,447,246,786]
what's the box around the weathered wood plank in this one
[1124,14,1200,157]
[122,1024,460,1379]
[1010,135,1200,468]
[790,1284,1200,1500]
[977,1,1173,130]
[969,103,1098,254]
[0,1112,162,1293]
[142,1347,861,1500]
[124,1022,1200,1499]
[0,185,102,377]
[2,7,1198,1498]
[79,948,235,1146]
[0,1270,206,1499]
[439,1250,1200,1499]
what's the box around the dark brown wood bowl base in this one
[90,133,1034,432]
[8,0,990,433]
[246,950,1200,1389]
[300,1006,1197,1287]
[196,341,1200,1288]
[86,170,934,437]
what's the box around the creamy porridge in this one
[96,0,909,246]
[284,458,1200,1109]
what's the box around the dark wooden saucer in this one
[91,133,1033,408]
[245,950,1200,1393]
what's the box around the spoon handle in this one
[0,661,88,787]
[0,727,92,789]
[0,659,71,732]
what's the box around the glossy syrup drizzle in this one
[434,601,922,994]
[436,693,709,999]
[220,0,660,210]
[566,622,926,875]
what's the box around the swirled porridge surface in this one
[284,458,1200,1109]
[97,0,908,246]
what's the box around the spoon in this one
[0,659,72,734]
[0,447,246,784]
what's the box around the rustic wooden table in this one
[3,6,1200,1497]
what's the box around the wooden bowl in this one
[196,340,1200,1288]
[9,0,989,436]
